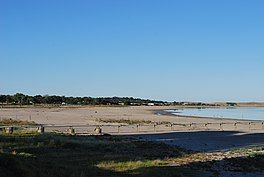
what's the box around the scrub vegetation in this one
[0,132,263,177]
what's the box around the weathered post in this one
[153,123,156,132]
[68,126,75,135]
[94,126,102,135]
[37,125,45,134]
[5,127,13,134]
[204,123,208,130]
[189,123,192,130]
[117,125,121,133]
[219,123,223,131]
[170,123,173,131]
[234,122,237,130]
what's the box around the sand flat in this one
[0,106,263,151]
[0,106,260,129]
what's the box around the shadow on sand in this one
[125,131,264,152]
[0,131,263,177]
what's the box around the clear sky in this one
[1,0,264,102]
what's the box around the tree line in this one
[0,93,230,107]
[0,93,165,106]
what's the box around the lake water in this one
[167,107,264,121]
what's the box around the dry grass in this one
[97,160,165,172]
[96,118,171,125]
[0,132,263,177]
[96,118,153,125]
[0,133,190,177]
[0,118,37,126]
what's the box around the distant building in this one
[130,103,141,106]
[147,103,155,106]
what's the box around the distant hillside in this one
[237,102,264,107]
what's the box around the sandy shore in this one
[0,106,262,127]
[0,106,263,151]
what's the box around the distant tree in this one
[33,95,43,104]
[0,95,6,104]
[124,100,131,106]
[227,102,237,107]
[13,93,26,105]
[5,95,14,104]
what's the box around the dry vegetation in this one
[0,132,263,177]
[96,118,171,125]
[0,118,37,126]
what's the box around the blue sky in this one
[0,0,264,102]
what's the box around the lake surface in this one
[168,107,264,121]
